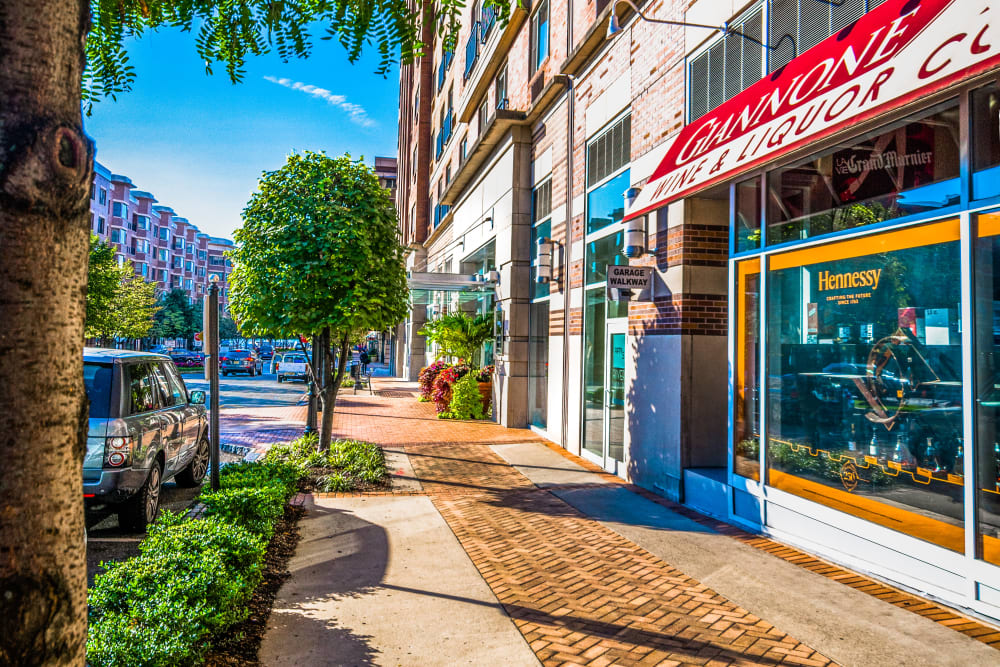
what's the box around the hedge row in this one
[86,461,304,667]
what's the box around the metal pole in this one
[208,280,220,491]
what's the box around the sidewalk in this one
[241,382,1000,666]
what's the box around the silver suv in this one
[83,349,209,531]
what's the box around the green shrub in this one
[440,374,485,420]
[262,434,386,491]
[87,514,267,667]
[198,485,288,538]
[316,472,352,492]
[219,460,303,497]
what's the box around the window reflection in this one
[735,260,760,480]
[766,221,965,552]
[767,103,960,245]
[972,84,1000,200]
[974,212,1000,565]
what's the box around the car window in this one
[126,363,159,415]
[84,363,114,418]
[228,351,249,359]
[151,363,182,406]
[162,362,190,404]
[285,355,306,363]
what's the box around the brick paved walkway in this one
[325,387,834,667]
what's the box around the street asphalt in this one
[86,367,304,585]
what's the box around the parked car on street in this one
[275,352,308,383]
[168,348,201,365]
[222,349,263,376]
[83,348,209,531]
[259,345,275,360]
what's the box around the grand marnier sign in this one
[626,0,1000,220]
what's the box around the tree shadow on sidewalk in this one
[262,503,387,666]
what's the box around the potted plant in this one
[419,312,493,367]
[475,365,494,414]
[431,364,470,413]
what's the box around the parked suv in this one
[83,348,209,531]
[221,349,263,376]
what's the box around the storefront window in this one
[583,289,606,457]
[736,177,761,252]
[735,259,760,480]
[974,211,1000,566]
[767,102,960,245]
[972,84,1000,200]
[528,301,549,429]
[766,220,965,553]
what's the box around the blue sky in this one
[84,27,400,240]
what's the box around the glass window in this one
[735,259,761,480]
[149,364,175,406]
[99,188,107,205]
[767,102,960,245]
[112,201,128,218]
[766,220,965,553]
[972,83,1000,200]
[126,363,159,415]
[528,301,549,428]
[586,230,626,285]
[529,0,549,75]
[586,171,630,235]
[974,211,1000,566]
[159,362,188,405]
[84,363,114,418]
[736,177,761,252]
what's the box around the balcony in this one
[437,50,453,92]
[433,203,450,228]
[464,23,480,81]
[481,4,495,40]
[435,131,443,160]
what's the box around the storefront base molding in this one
[682,467,729,521]
[642,474,683,504]
[747,490,1000,625]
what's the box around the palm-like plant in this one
[419,312,493,367]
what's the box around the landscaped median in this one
[86,434,388,667]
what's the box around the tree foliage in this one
[85,236,159,342]
[152,288,202,340]
[219,316,240,341]
[229,152,408,339]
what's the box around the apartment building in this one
[398,0,1000,620]
[88,161,234,311]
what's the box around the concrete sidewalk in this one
[245,384,1000,666]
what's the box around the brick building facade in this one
[88,161,234,312]
[398,0,1000,621]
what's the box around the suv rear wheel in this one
[175,435,210,487]
[119,460,162,532]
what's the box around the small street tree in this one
[229,152,408,450]
[85,236,158,345]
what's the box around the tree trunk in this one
[0,1,93,664]
[318,327,334,450]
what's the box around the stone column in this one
[493,126,533,428]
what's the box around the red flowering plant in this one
[475,365,494,382]
[417,360,450,401]
[431,364,470,413]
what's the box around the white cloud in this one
[263,76,376,128]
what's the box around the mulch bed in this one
[203,504,305,666]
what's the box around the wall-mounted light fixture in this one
[536,236,554,283]
[622,187,647,258]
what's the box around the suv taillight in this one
[104,436,135,468]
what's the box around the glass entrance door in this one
[605,320,627,474]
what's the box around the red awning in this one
[626,0,999,219]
